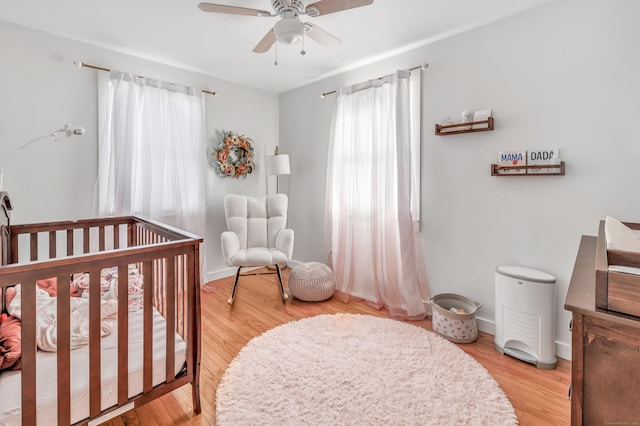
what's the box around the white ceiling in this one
[0,0,552,93]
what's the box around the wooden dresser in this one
[565,235,640,425]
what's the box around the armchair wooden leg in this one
[275,264,288,302]
[228,266,242,305]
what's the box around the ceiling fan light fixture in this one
[198,0,369,53]
[273,17,304,45]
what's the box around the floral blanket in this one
[4,266,144,353]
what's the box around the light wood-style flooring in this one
[103,268,571,425]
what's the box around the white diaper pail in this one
[494,266,557,369]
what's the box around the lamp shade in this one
[265,154,290,176]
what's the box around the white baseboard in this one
[555,341,571,361]
[476,316,571,361]
[476,315,496,335]
[205,267,237,283]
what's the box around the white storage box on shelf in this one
[427,293,481,344]
[494,265,557,369]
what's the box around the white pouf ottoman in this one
[289,262,336,302]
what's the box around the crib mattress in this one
[0,307,187,425]
[609,265,640,276]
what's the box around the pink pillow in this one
[36,277,58,297]
[0,314,22,371]
[34,277,80,298]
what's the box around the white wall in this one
[0,21,279,279]
[279,0,640,360]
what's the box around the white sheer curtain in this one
[97,71,205,239]
[325,69,429,320]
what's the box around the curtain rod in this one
[74,61,218,97]
[320,63,428,99]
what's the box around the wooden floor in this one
[103,268,571,425]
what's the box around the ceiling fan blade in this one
[197,2,272,17]
[305,0,373,17]
[305,23,342,49]
[253,29,276,53]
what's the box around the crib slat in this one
[182,255,188,338]
[30,233,37,261]
[49,231,57,259]
[160,253,167,315]
[0,227,6,265]
[162,255,167,315]
[10,231,18,264]
[99,226,105,252]
[128,223,135,247]
[178,256,185,338]
[117,263,129,405]
[57,274,71,426]
[113,225,120,250]
[154,255,161,315]
[89,269,102,417]
[83,227,90,254]
[21,282,37,425]
[186,252,196,376]
[188,247,202,414]
[66,229,74,256]
[143,260,153,393]
[166,257,176,383]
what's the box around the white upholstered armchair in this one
[221,193,294,305]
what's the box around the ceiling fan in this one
[197,0,374,55]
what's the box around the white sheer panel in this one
[97,71,205,239]
[325,69,429,319]
[409,71,421,231]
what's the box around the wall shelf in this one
[491,162,565,176]
[435,117,494,136]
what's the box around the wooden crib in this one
[0,192,202,425]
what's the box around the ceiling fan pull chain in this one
[300,32,306,55]
[274,42,279,66]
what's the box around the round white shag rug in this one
[216,314,518,426]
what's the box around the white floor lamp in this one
[265,146,290,194]
[266,146,290,270]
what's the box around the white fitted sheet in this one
[609,265,640,276]
[0,307,187,425]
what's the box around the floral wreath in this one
[212,130,254,178]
